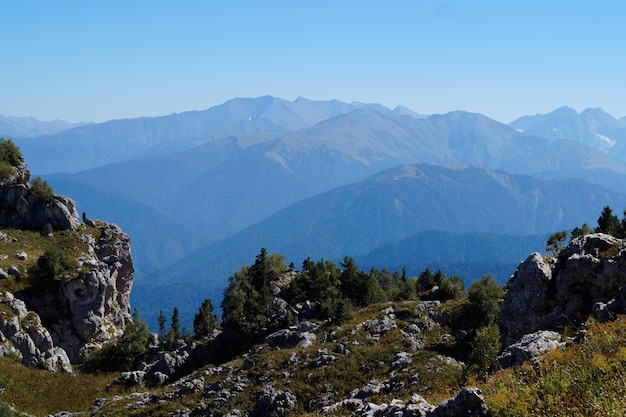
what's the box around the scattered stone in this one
[250,384,296,417]
[389,351,412,373]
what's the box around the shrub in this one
[0,405,17,417]
[41,223,53,237]
[28,249,79,286]
[464,275,503,328]
[30,176,54,204]
[82,311,153,372]
[0,161,15,183]
[469,323,501,380]
[0,138,22,166]
[438,275,465,301]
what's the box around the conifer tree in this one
[157,310,166,342]
[167,307,180,346]
[193,298,219,339]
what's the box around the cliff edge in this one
[0,145,134,371]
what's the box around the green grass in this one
[482,316,626,417]
[0,224,100,292]
[0,357,117,416]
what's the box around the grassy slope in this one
[1,281,625,415]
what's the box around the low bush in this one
[82,312,153,373]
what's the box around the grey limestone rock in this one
[17,221,134,363]
[0,184,80,230]
[496,330,565,369]
[264,321,320,349]
[501,233,626,345]
[0,291,72,372]
[251,384,297,417]
[430,387,489,417]
[325,387,487,417]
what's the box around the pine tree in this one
[157,310,166,342]
[596,205,622,237]
[193,298,218,339]
[166,307,180,346]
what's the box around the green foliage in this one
[0,406,17,417]
[468,323,501,380]
[40,223,53,237]
[290,258,345,321]
[166,307,181,346]
[193,298,219,339]
[221,248,290,350]
[464,275,503,328]
[416,268,446,293]
[30,176,54,204]
[571,222,592,239]
[0,138,22,167]
[82,311,153,372]
[0,161,15,183]
[438,275,465,301]
[485,316,626,416]
[28,249,79,286]
[545,230,568,256]
[595,205,623,237]
[157,309,166,342]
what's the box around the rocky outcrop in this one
[500,233,626,345]
[15,221,134,363]
[264,321,320,349]
[0,291,72,372]
[0,220,134,368]
[0,155,79,231]
[0,184,80,230]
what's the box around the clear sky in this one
[2,1,626,124]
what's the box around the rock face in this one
[0,152,79,231]
[0,291,72,372]
[500,233,626,345]
[0,184,80,230]
[0,156,132,369]
[0,220,134,369]
[17,221,134,363]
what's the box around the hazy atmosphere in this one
[3,1,626,123]
[4,2,626,416]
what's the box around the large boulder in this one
[501,233,626,345]
[495,330,565,369]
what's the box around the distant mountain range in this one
[0,115,90,138]
[3,96,626,329]
[510,106,626,160]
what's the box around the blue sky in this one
[2,1,626,123]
